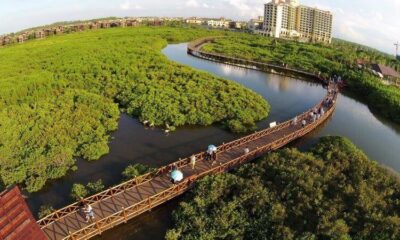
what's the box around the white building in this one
[261,0,332,43]
[248,16,264,32]
[186,17,205,25]
[207,18,230,28]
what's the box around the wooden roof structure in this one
[371,64,400,79]
[0,186,46,240]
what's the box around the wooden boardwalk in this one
[37,38,339,240]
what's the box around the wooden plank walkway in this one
[37,38,339,240]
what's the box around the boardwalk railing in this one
[37,37,339,240]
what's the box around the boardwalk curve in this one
[38,37,339,240]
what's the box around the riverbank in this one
[201,34,400,125]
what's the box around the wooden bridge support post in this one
[95,221,102,235]
[122,207,127,223]
[69,231,76,240]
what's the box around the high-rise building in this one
[261,0,333,43]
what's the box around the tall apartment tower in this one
[262,0,332,43]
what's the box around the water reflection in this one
[164,43,399,171]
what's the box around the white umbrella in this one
[171,170,183,182]
[208,145,217,152]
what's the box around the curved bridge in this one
[38,38,339,240]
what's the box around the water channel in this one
[28,43,400,239]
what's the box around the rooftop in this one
[371,64,400,78]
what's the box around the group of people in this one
[294,83,339,128]
[170,145,219,184]
[79,199,95,223]
[310,107,325,123]
[331,74,343,84]
[325,86,338,108]
[190,145,218,170]
[169,144,251,185]
[205,146,217,165]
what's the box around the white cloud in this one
[186,0,200,7]
[222,0,263,18]
[120,0,143,10]
[303,0,400,54]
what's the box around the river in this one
[28,43,400,240]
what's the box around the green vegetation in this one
[202,34,400,123]
[0,27,269,192]
[70,179,105,201]
[68,164,152,202]
[166,137,400,240]
[38,205,55,219]
[70,183,88,200]
[122,163,154,179]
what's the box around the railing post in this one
[122,207,127,223]
[69,231,76,240]
[96,220,102,235]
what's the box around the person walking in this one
[190,155,196,169]
[78,198,87,220]
[244,147,250,154]
[172,163,178,171]
[292,116,298,126]
[211,151,217,166]
[206,149,212,161]
[84,204,95,223]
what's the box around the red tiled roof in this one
[0,187,46,240]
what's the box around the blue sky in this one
[1,0,399,54]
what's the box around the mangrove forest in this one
[0,27,269,192]
[166,137,400,240]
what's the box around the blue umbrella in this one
[171,170,183,182]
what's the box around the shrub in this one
[70,183,88,201]
[122,163,153,179]
[86,179,105,194]
[38,205,55,219]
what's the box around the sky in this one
[1,0,399,54]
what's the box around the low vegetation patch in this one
[70,179,105,201]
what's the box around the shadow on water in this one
[27,42,400,240]
[340,89,400,135]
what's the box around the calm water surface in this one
[28,43,400,240]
